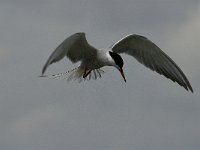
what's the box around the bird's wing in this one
[112,34,193,92]
[42,32,97,75]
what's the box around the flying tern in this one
[41,32,193,92]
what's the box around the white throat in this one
[98,50,117,67]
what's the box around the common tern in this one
[41,32,193,92]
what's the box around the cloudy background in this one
[0,0,200,150]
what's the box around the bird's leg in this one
[83,69,92,78]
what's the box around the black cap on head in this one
[109,51,124,68]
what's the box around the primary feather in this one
[112,34,193,92]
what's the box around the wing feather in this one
[112,34,193,92]
[42,32,97,75]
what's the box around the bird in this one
[41,32,193,92]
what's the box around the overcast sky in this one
[0,0,200,150]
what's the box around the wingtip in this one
[41,62,48,76]
[184,79,193,93]
[39,74,47,77]
[183,83,193,93]
[40,67,48,77]
[189,86,194,93]
[74,32,85,37]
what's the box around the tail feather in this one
[52,67,105,82]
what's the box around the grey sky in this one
[0,0,200,150]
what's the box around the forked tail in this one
[52,67,105,82]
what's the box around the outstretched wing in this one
[112,34,193,92]
[42,32,97,75]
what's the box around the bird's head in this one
[109,51,126,82]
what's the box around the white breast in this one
[97,50,115,67]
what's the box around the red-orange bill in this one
[119,68,126,82]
